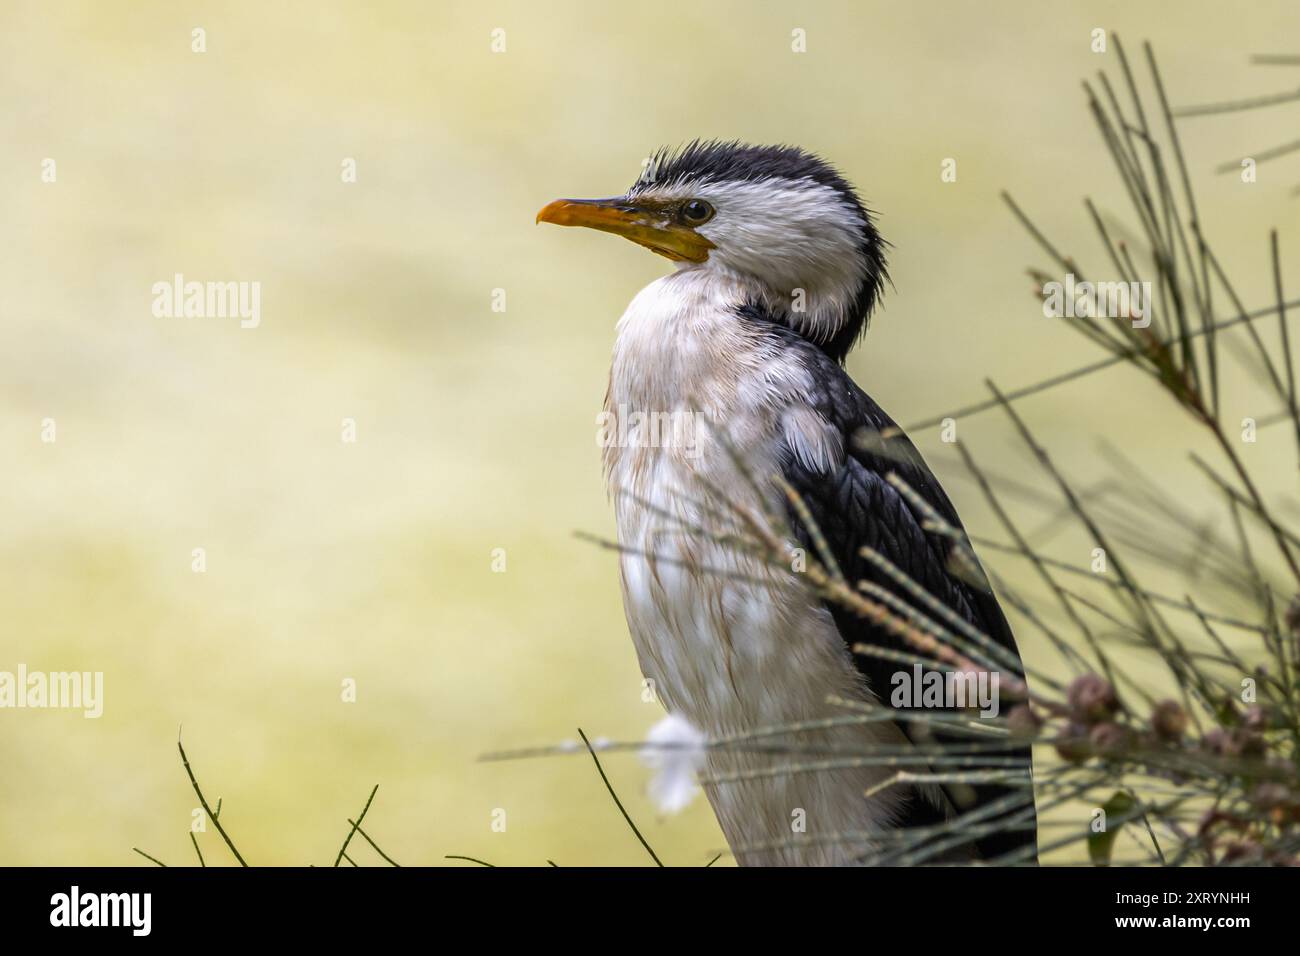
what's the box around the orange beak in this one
[536,198,714,263]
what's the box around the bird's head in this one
[537,140,889,362]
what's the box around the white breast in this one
[603,270,911,865]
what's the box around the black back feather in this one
[738,304,1039,862]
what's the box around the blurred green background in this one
[1,0,1296,865]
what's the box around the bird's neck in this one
[601,269,808,483]
[607,270,759,410]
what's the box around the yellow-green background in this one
[2,0,1295,865]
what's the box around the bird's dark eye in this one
[680,199,715,225]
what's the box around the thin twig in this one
[334,785,379,867]
[178,736,248,867]
[578,728,664,867]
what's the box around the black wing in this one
[758,317,1037,862]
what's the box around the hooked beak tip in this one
[536,199,574,226]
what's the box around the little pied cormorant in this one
[538,141,1036,866]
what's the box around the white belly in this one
[614,453,911,866]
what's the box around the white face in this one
[631,176,874,342]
